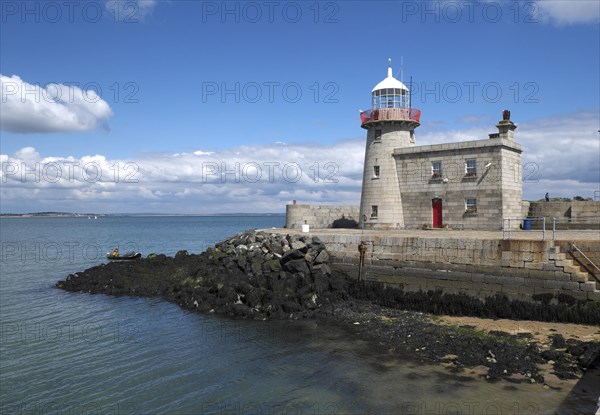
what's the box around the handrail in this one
[568,243,600,284]
[502,217,547,240]
[360,108,421,124]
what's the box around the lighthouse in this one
[359,60,421,229]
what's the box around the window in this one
[373,165,380,178]
[431,161,442,179]
[371,205,378,218]
[465,198,477,213]
[465,159,477,177]
[374,129,382,140]
[372,88,408,109]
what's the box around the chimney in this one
[494,109,517,141]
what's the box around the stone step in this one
[571,272,589,283]
[564,264,582,274]
[555,259,574,268]
[580,281,597,292]
[549,252,567,261]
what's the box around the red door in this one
[432,199,443,228]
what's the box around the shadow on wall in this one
[332,216,358,229]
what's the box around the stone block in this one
[509,260,525,268]
[551,253,567,261]
[484,265,504,275]
[563,265,581,274]
[470,273,486,283]
[567,291,590,301]
[518,286,536,296]
[580,282,596,292]
[562,282,580,291]
[569,273,587,283]
[522,252,534,262]
[522,277,540,287]
[543,279,566,290]
[500,266,522,277]
[587,291,600,302]
[374,266,396,276]
[533,287,559,296]
[445,263,467,272]
[529,269,553,280]
[551,272,571,281]
[542,263,559,272]
[524,262,544,270]
[503,276,525,286]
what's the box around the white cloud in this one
[534,0,600,25]
[1,110,598,213]
[0,140,365,213]
[0,74,113,134]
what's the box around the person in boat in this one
[112,247,119,258]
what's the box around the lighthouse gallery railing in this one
[360,108,421,124]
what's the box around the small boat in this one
[106,252,142,260]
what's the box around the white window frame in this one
[431,161,442,178]
[465,198,477,213]
[465,159,477,177]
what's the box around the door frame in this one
[432,198,443,228]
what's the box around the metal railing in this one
[502,217,556,240]
[568,243,600,284]
[360,108,421,124]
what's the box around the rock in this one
[175,250,188,259]
[550,334,567,349]
[304,248,318,263]
[246,288,265,308]
[56,229,348,323]
[312,263,331,276]
[314,250,329,264]
[262,259,281,273]
[250,260,263,275]
[232,303,253,317]
[283,259,310,275]
[282,302,303,313]
[290,241,307,252]
[281,249,305,264]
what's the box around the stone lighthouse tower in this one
[359,60,421,229]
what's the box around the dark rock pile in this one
[56,229,600,384]
[56,231,348,320]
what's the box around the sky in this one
[1,0,599,214]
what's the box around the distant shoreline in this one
[0,213,285,219]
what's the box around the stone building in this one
[359,63,522,230]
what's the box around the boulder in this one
[284,259,310,275]
[291,241,308,252]
[281,249,305,264]
[314,250,329,264]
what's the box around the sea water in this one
[0,216,594,414]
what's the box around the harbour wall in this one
[286,203,359,230]
[294,232,600,302]
[286,200,599,231]
[527,200,600,229]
